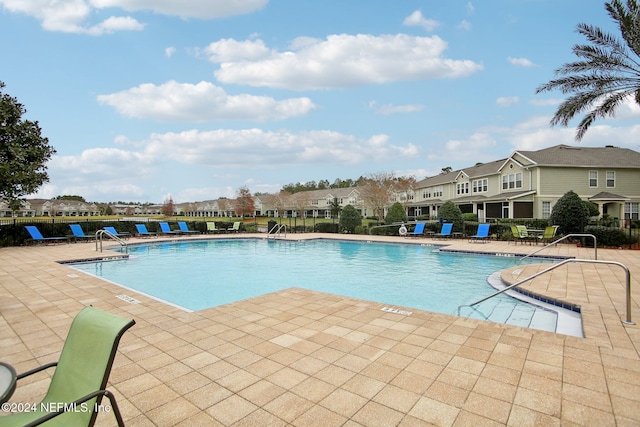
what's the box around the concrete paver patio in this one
[0,233,639,426]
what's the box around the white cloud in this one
[0,0,266,33]
[203,38,273,62]
[212,34,483,90]
[97,80,316,121]
[508,56,536,67]
[89,0,269,19]
[165,46,176,58]
[457,20,472,31]
[86,16,144,35]
[140,129,418,167]
[0,0,144,34]
[371,103,424,115]
[443,132,497,160]
[467,2,475,14]
[496,96,519,107]
[403,10,440,32]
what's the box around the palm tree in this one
[536,0,640,141]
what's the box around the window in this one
[422,189,431,199]
[589,170,598,187]
[542,201,551,219]
[625,202,639,220]
[502,173,522,190]
[472,178,488,193]
[456,182,469,195]
[606,171,615,188]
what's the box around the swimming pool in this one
[69,238,572,333]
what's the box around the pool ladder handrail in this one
[520,233,597,261]
[457,258,634,325]
[95,229,128,253]
[267,224,287,239]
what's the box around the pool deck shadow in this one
[1,233,639,425]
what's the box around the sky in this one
[2,0,639,204]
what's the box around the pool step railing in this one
[267,224,287,239]
[457,258,634,325]
[95,229,128,253]
[520,233,597,261]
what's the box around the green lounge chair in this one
[0,306,135,427]
[539,225,559,244]
[230,222,241,233]
[516,225,533,245]
[206,222,223,234]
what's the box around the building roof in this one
[515,144,640,168]
[589,191,630,201]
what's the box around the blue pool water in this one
[69,239,565,331]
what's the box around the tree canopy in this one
[536,0,640,140]
[549,190,591,234]
[0,81,56,211]
[438,200,464,231]
[339,205,362,233]
[385,202,408,224]
[235,186,255,217]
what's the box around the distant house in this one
[406,145,640,223]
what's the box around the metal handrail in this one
[520,233,597,260]
[267,224,287,239]
[95,229,128,253]
[458,258,634,325]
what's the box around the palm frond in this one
[537,0,640,140]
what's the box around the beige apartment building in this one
[405,144,640,223]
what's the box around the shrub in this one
[339,205,362,233]
[549,190,590,234]
[315,222,339,233]
[584,226,638,247]
[462,213,478,222]
[385,202,408,224]
[584,201,600,217]
[438,201,464,232]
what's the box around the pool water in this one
[70,239,565,332]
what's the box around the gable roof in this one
[514,144,640,168]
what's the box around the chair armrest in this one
[16,362,57,380]
[23,389,125,427]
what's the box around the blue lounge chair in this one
[178,221,199,234]
[434,223,453,238]
[24,225,68,244]
[159,222,182,235]
[135,224,157,237]
[103,226,130,239]
[469,223,490,243]
[69,224,95,241]
[408,222,426,237]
